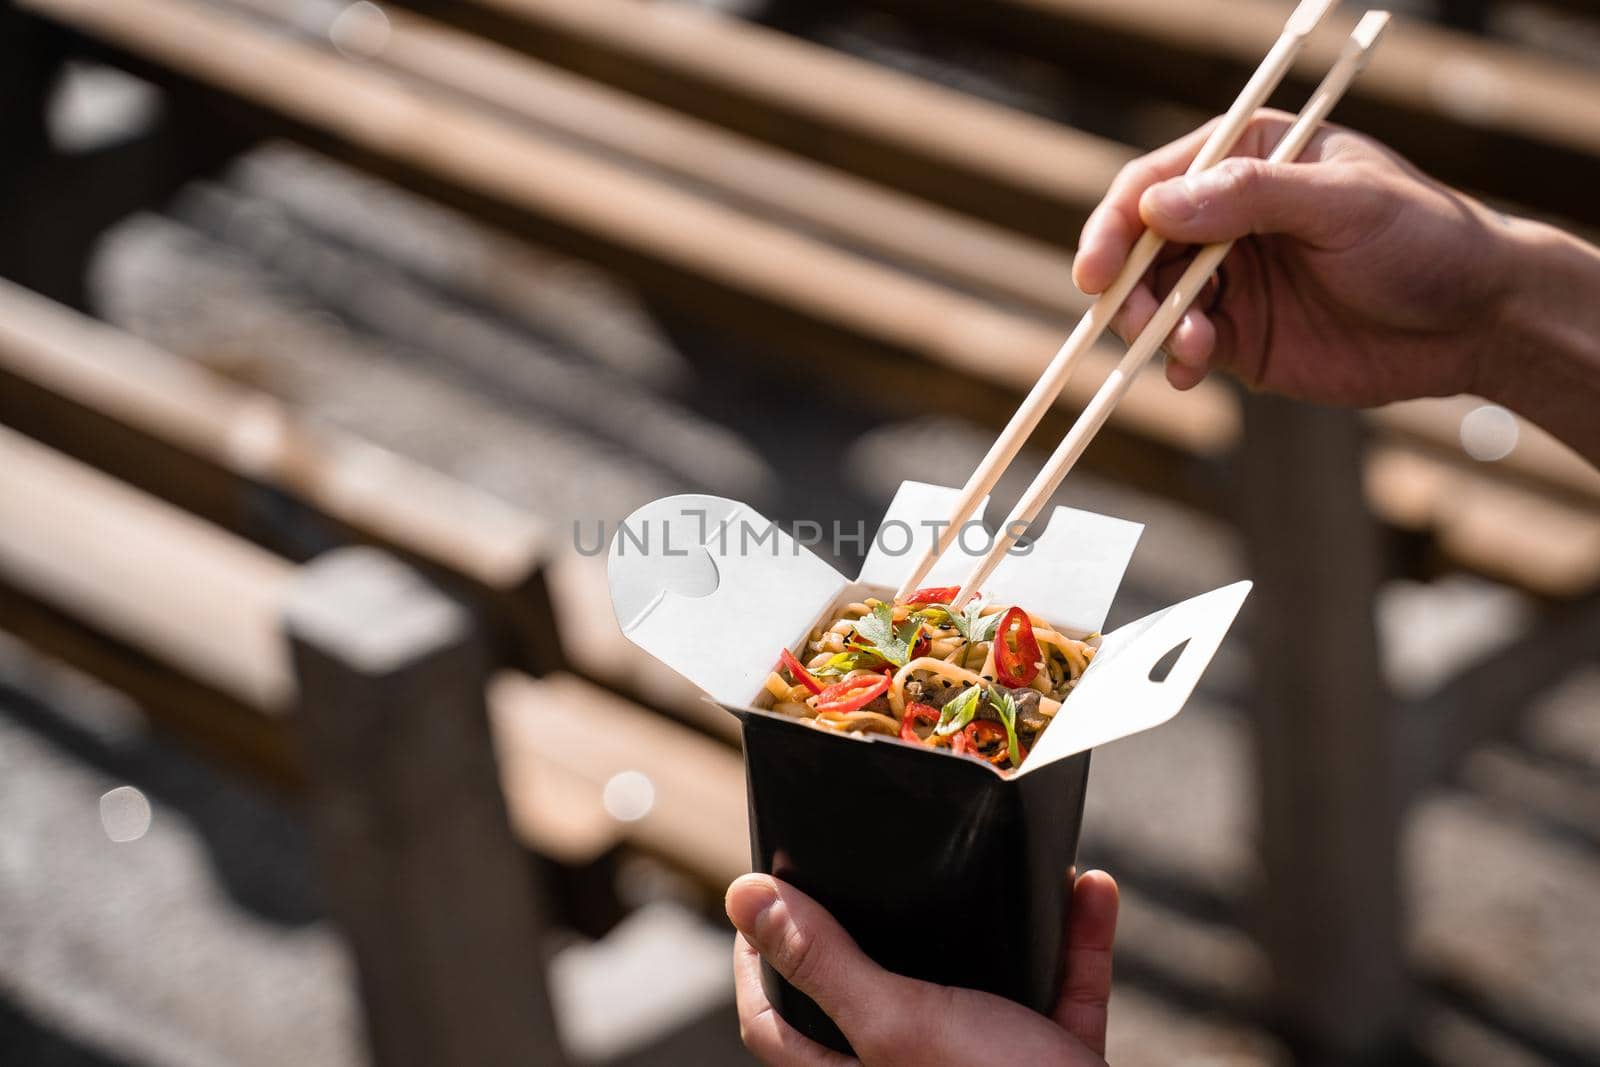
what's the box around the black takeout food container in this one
[734,705,1091,1052]
[609,483,1249,1052]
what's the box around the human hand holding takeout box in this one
[609,481,1250,1053]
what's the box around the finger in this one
[1108,284,1160,348]
[733,934,853,1067]
[1139,156,1394,250]
[1074,109,1304,296]
[1052,870,1120,1056]
[1166,357,1211,391]
[1165,308,1216,369]
[1075,120,1218,295]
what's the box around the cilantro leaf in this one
[951,601,1002,644]
[934,685,983,737]
[988,689,1023,766]
[850,602,922,667]
[811,650,878,678]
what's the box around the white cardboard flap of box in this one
[608,482,1250,772]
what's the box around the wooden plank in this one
[856,0,1600,226]
[0,278,562,676]
[0,424,295,712]
[1371,397,1600,509]
[1366,445,1600,598]
[398,0,1133,244]
[0,574,303,787]
[224,0,1090,323]
[1235,398,1407,1059]
[286,549,567,1067]
[23,0,1235,485]
[0,424,301,783]
[490,671,750,889]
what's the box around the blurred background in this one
[1,0,1598,1064]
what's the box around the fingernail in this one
[726,876,780,940]
[1146,177,1199,222]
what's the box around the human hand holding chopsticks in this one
[728,870,1119,1067]
[1077,110,1600,469]
[1076,112,1511,406]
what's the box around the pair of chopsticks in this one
[897,2,1393,607]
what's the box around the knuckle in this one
[1217,157,1263,194]
[777,921,826,990]
[1115,155,1163,195]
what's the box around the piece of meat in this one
[1008,688,1050,732]
[904,678,960,709]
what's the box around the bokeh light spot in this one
[1459,404,1518,462]
[330,2,391,60]
[602,771,656,823]
[99,786,152,843]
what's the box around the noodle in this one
[765,591,1096,771]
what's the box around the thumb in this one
[726,875,934,1060]
[1139,157,1387,249]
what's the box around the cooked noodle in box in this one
[608,481,1250,1054]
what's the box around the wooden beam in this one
[1235,399,1408,1060]
[1365,445,1600,598]
[0,278,563,676]
[397,0,1133,244]
[0,424,295,711]
[854,0,1600,226]
[1371,397,1600,510]
[286,549,568,1067]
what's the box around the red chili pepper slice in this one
[962,720,1012,765]
[815,674,890,713]
[992,606,1042,688]
[778,648,824,694]
[901,585,961,606]
[909,625,930,661]
[899,702,940,743]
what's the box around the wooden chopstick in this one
[893,0,1341,601]
[952,11,1394,607]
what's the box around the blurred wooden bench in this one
[0,422,749,881]
[0,278,738,742]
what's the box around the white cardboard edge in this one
[856,481,1142,637]
[608,486,1248,769]
[607,493,847,707]
[1017,580,1253,771]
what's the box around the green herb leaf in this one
[934,685,983,737]
[851,602,918,667]
[988,689,1023,766]
[811,651,876,678]
[951,600,1002,644]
